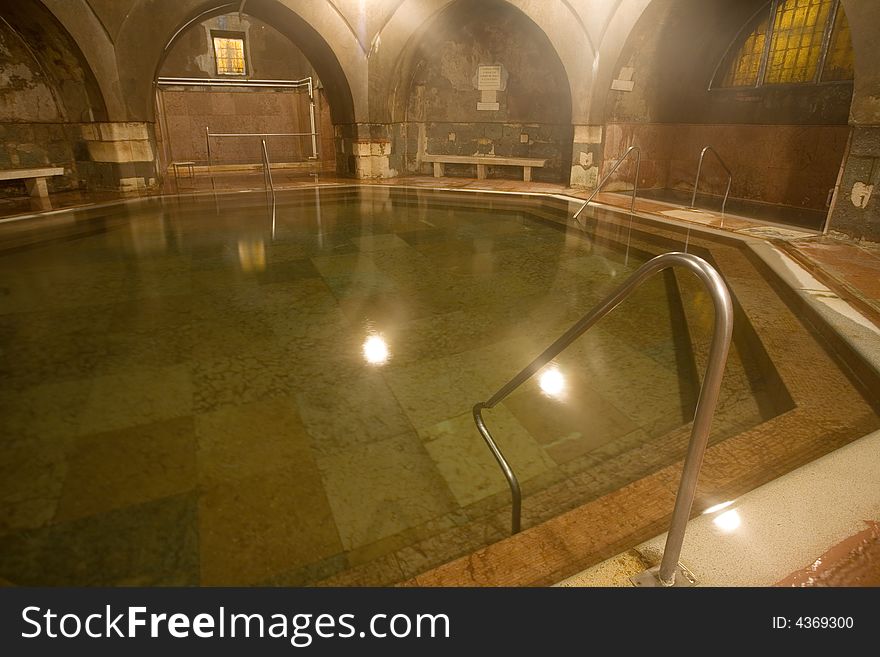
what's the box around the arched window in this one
[713,0,853,88]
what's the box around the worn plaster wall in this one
[395,0,573,182]
[156,13,336,173]
[0,0,107,194]
[161,13,315,80]
[602,0,853,214]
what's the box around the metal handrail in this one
[472,251,733,586]
[573,146,641,221]
[261,139,277,237]
[690,146,732,217]
[199,72,318,161]
[205,129,319,161]
[157,77,315,88]
[207,132,318,138]
[261,138,275,196]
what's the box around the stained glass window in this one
[715,0,853,88]
[821,5,854,81]
[720,13,770,87]
[764,0,831,84]
[213,34,246,76]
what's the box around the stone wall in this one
[157,89,314,164]
[0,0,106,194]
[156,12,336,175]
[160,13,315,80]
[829,127,879,239]
[602,123,851,211]
[78,122,157,192]
[395,0,573,182]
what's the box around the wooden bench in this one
[423,154,547,182]
[0,167,65,199]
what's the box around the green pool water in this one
[0,186,790,585]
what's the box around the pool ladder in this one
[472,251,733,587]
[689,146,732,217]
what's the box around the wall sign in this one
[477,65,503,91]
[473,64,506,111]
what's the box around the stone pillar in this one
[78,122,158,192]
[827,126,880,241]
[334,123,401,179]
[569,124,603,189]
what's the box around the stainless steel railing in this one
[690,146,732,217]
[573,146,641,222]
[261,138,277,237]
[204,129,319,166]
[261,138,275,196]
[472,251,733,586]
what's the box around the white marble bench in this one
[423,154,547,182]
[0,167,65,198]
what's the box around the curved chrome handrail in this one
[573,145,641,222]
[472,251,733,585]
[690,146,733,217]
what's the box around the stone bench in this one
[423,154,547,182]
[0,167,65,199]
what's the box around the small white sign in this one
[851,181,873,208]
[477,102,500,111]
[477,65,503,91]
[611,79,635,92]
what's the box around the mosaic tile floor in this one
[0,187,874,586]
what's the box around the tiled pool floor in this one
[0,187,876,586]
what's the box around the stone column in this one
[334,123,402,179]
[827,127,879,241]
[569,124,603,189]
[78,122,159,192]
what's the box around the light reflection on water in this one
[0,187,792,587]
[363,333,390,365]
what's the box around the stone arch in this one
[371,0,593,124]
[112,0,361,124]
[380,0,575,183]
[1,0,112,192]
[37,0,126,120]
[4,0,109,122]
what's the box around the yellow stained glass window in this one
[764,0,832,84]
[821,5,854,81]
[716,0,854,88]
[720,12,770,87]
[213,35,246,75]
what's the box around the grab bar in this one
[690,146,732,217]
[261,139,276,237]
[208,131,317,138]
[473,251,733,586]
[573,146,641,221]
[261,138,275,196]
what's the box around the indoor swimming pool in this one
[0,187,877,586]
